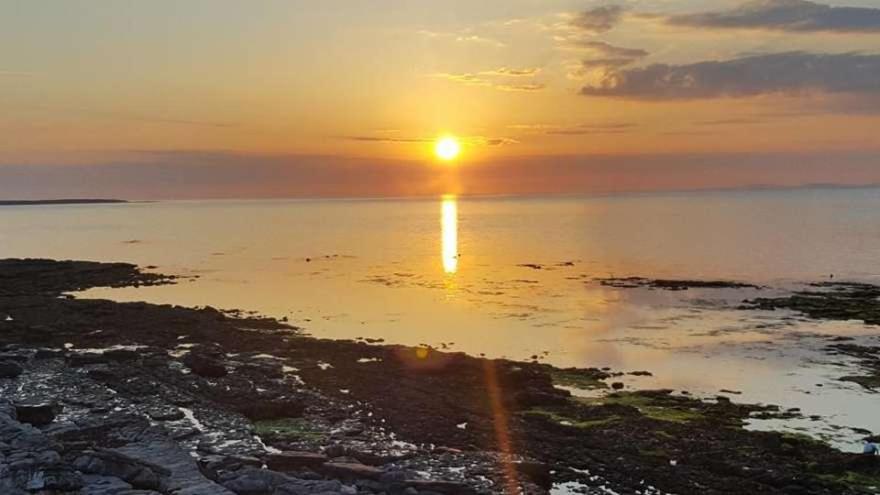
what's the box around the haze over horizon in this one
[3,0,880,199]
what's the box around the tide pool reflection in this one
[441,196,458,274]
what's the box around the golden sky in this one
[2,0,880,198]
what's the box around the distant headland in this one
[0,199,128,206]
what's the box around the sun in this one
[435,136,461,161]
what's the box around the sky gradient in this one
[3,0,880,199]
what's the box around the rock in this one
[73,449,169,491]
[0,353,29,362]
[629,371,653,377]
[34,349,66,359]
[407,480,476,494]
[321,462,383,481]
[198,456,264,482]
[514,461,551,488]
[15,402,60,426]
[67,352,109,367]
[236,398,304,421]
[147,407,185,421]
[0,360,23,378]
[112,436,236,494]
[104,349,140,361]
[266,451,329,471]
[514,390,569,407]
[183,353,227,378]
[276,479,344,495]
[222,471,272,495]
[3,462,84,492]
[78,474,135,494]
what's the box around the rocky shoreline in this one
[1,259,878,494]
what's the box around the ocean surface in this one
[2,188,880,450]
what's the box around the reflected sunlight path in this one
[441,195,458,274]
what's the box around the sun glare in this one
[435,136,461,161]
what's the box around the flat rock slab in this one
[266,451,328,471]
[321,461,383,480]
[114,436,235,495]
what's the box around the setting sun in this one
[435,136,461,162]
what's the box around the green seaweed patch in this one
[521,408,620,429]
[254,418,324,441]
[576,392,706,424]
[780,431,833,449]
[816,471,880,492]
[549,368,610,390]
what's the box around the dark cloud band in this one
[581,51,880,99]
[668,0,880,33]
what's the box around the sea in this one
[2,187,879,451]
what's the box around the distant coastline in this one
[0,199,128,206]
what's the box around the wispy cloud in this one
[341,136,431,143]
[509,122,638,135]
[432,72,546,92]
[580,51,880,100]
[416,29,505,48]
[0,71,36,78]
[480,67,541,77]
[694,118,768,126]
[546,122,638,135]
[341,135,519,146]
[667,0,880,33]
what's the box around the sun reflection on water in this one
[441,195,458,274]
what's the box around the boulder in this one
[0,361,23,378]
[147,407,185,421]
[15,402,60,426]
[183,353,227,378]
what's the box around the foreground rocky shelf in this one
[0,259,878,494]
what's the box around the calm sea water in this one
[2,188,879,449]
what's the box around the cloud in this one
[343,136,431,143]
[571,5,627,34]
[574,40,649,70]
[694,118,767,126]
[342,135,518,146]
[494,83,546,92]
[416,29,505,48]
[546,122,638,135]
[432,72,546,92]
[0,71,36,77]
[667,0,880,33]
[480,67,541,77]
[481,137,520,146]
[580,51,880,100]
